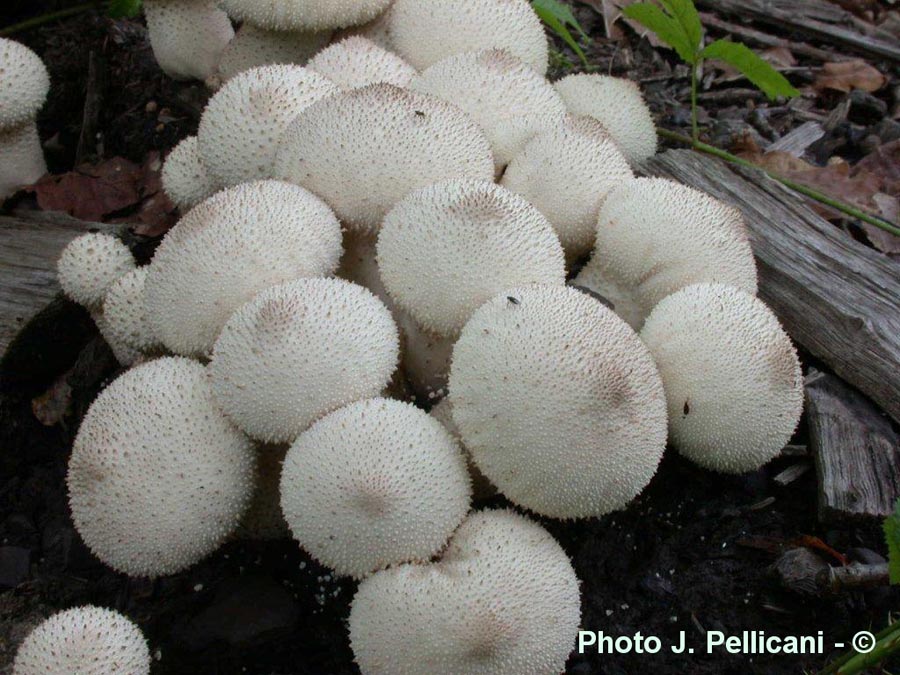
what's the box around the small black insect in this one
[414,110,425,117]
[683,400,691,416]
[507,296,520,305]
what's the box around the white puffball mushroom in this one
[161,136,221,211]
[102,267,159,353]
[92,309,142,367]
[388,0,549,75]
[308,36,416,91]
[450,285,667,519]
[275,83,494,233]
[641,283,804,474]
[411,49,565,171]
[210,278,400,443]
[573,177,758,330]
[67,358,256,577]
[335,4,395,51]
[13,606,150,675]
[57,233,136,311]
[430,398,496,500]
[220,0,393,31]
[554,73,657,163]
[198,64,338,187]
[144,180,343,357]
[212,24,332,87]
[349,509,580,675]
[143,0,234,81]
[502,114,633,260]
[0,38,49,199]
[377,179,566,337]
[280,397,472,579]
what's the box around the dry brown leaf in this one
[813,59,886,93]
[27,157,143,221]
[760,46,797,69]
[867,194,900,254]
[31,376,72,426]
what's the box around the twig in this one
[657,128,900,237]
[0,2,104,38]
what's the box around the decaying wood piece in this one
[640,149,900,425]
[805,371,900,522]
[0,211,121,354]
[694,0,900,62]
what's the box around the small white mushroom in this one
[280,397,472,579]
[57,233,136,311]
[102,267,159,354]
[308,36,416,90]
[555,73,658,163]
[219,0,393,31]
[13,606,150,675]
[161,136,221,211]
[0,38,49,198]
[640,283,804,474]
[349,509,581,675]
[143,0,234,81]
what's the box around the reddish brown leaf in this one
[31,376,72,426]
[813,59,886,93]
[27,157,143,221]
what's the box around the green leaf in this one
[885,499,900,585]
[532,0,589,66]
[108,0,143,18]
[701,39,800,100]
[658,0,703,57]
[621,3,697,64]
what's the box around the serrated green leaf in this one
[701,39,800,100]
[622,3,697,64]
[885,499,900,585]
[533,0,589,65]
[658,0,703,57]
[107,0,143,18]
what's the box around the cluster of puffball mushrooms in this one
[6,0,806,673]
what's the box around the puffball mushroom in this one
[57,233,136,311]
[411,49,565,171]
[219,0,393,31]
[349,509,580,675]
[430,398,496,500]
[573,177,758,330]
[67,357,256,577]
[102,267,159,354]
[377,179,566,337]
[275,83,494,232]
[280,397,471,579]
[0,38,49,199]
[144,180,343,357]
[641,283,804,474]
[143,0,234,81]
[161,135,221,211]
[387,0,549,75]
[210,277,400,443]
[13,606,150,675]
[450,285,667,519]
[502,114,633,260]
[307,36,416,90]
[198,64,338,188]
[554,74,657,164]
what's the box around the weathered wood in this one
[806,371,900,521]
[639,149,900,424]
[0,211,120,354]
[695,0,900,62]
[766,121,825,156]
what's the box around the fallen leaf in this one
[813,59,886,93]
[760,46,796,69]
[855,139,900,195]
[27,157,143,221]
[582,0,668,45]
[867,193,900,254]
[32,375,72,426]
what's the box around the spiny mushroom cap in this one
[275,83,494,233]
[573,177,758,330]
[13,606,150,675]
[214,24,332,86]
[450,285,667,519]
[67,358,256,578]
[0,38,50,130]
[143,0,234,82]
[280,397,472,579]
[92,309,142,367]
[430,398,496,500]
[387,0,549,75]
[502,114,633,259]
[554,74,657,163]
[198,64,338,187]
[411,49,565,171]
[377,180,566,336]
[350,509,580,675]
[57,233,136,310]
[219,0,392,31]
[308,36,416,91]
[144,180,343,356]
[102,267,159,353]
[335,5,395,51]
[161,136,221,211]
[210,278,400,443]
[640,284,804,474]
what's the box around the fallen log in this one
[639,149,900,424]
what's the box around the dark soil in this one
[2,3,899,674]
